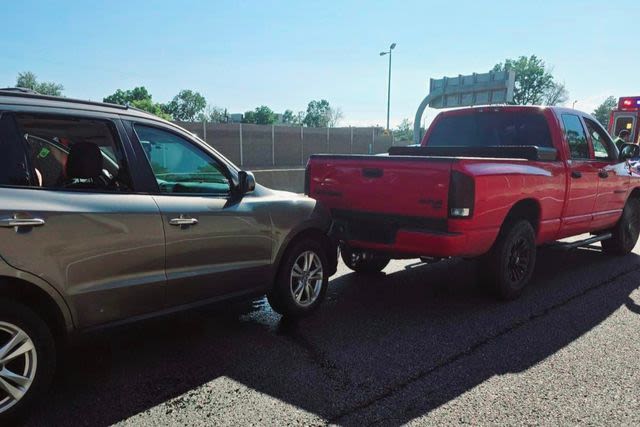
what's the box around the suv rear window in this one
[427,111,553,148]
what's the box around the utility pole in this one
[380,43,396,131]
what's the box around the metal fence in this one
[172,122,406,168]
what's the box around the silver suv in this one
[0,89,337,421]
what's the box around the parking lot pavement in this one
[24,242,640,426]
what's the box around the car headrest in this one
[66,142,103,179]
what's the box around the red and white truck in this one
[307,106,640,299]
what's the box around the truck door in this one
[583,117,630,230]
[559,113,599,236]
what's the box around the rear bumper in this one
[334,226,498,258]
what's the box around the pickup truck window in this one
[584,118,615,160]
[427,111,552,148]
[135,124,231,195]
[561,114,590,160]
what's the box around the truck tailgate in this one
[308,154,453,219]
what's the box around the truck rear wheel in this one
[341,246,390,274]
[601,198,640,256]
[483,220,537,300]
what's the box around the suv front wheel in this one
[268,238,329,318]
[0,299,56,423]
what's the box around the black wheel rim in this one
[624,210,640,246]
[507,237,530,284]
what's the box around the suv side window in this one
[134,124,231,195]
[8,113,132,191]
[561,114,590,160]
[0,113,32,186]
[584,118,615,161]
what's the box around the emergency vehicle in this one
[609,96,640,143]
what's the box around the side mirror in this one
[237,170,256,194]
[619,143,640,161]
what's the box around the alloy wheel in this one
[0,321,37,415]
[290,251,324,307]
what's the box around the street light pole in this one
[380,43,396,131]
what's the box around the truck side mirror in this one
[237,170,256,194]
[619,143,640,162]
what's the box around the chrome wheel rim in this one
[0,322,37,414]
[290,251,324,307]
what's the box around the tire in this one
[602,198,640,256]
[340,246,390,274]
[482,220,537,300]
[0,299,56,423]
[267,238,329,318]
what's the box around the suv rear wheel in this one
[0,299,55,423]
[482,220,537,300]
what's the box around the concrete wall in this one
[253,168,305,193]
[174,121,406,169]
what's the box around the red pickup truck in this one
[307,106,640,299]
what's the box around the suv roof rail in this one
[0,89,129,111]
[0,87,40,95]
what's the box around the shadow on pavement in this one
[24,245,640,426]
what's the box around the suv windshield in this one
[427,111,553,148]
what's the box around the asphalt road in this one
[23,240,640,426]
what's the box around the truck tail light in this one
[304,161,311,196]
[449,171,474,218]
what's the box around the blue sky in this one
[2,0,638,127]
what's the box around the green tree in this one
[197,105,229,123]
[165,89,207,121]
[543,82,569,106]
[242,111,256,124]
[327,107,344,127]
[394,118,413,141]
[592,96,617,127]
[16,71,64,96]
[281,109,296,125]
[103,86,171,120]
[303,99,332,127]
[493,55,556,105]
[242,105,277,124]
[103,86,151,105]
[253,105,277,124]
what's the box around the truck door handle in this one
[571,171,582,179]
[0,217,46,228]
[362,168,383,178]
[169,217,198,226]
[598,170,609,179]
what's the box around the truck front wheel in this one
[602,198,640,256]
[341,246,390,274]
[483,220,537,300]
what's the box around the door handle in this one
[362,168,384,178]
[169,217,198,226]
[571,171,582,179]
[0,217,46,228]
[598,170,609,179]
